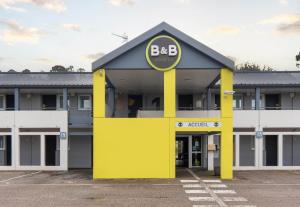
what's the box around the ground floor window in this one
[240,135,255,166]
[283,135,300,166]
[0,135,11,166]
[45,135,60,166]
[68,135,92,168]
[20,135,41,166]
[19,135,60,166]
[263,135,278,166]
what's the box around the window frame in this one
[77,94,92,110]
[0,95,6,110]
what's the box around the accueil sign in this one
[146,35,182,71]
[176,122,221,128]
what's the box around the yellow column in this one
[93,69,106,118]
[93,69,105,179]
[164,69,176,118]
[164,69,176,178]
[220,68,233,179]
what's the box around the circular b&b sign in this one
[146,35,181,71]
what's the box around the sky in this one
[0,0,299,72]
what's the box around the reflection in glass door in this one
[191,136,202,167]
[176,137,188,167]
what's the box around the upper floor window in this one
[233,95,243,110]
[57,95,64,110]
[78,95,91,110]
[251,96,262,110]
[214,94,220,109]
[0,95,5,110]
[178,94,193,110]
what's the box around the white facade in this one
[0,111,68,171]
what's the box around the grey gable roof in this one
[92,22,234,71]
[0,72,92,88]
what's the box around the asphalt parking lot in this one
[0,169,300,207]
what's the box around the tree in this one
[50,65,67,72]
[7,69,16,73]
[235,62,273,72]
[77,68,85,72]
[66,65,74,72]
[296,51,300,68]
[22,69,31,73]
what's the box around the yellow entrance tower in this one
[92,22,234,179]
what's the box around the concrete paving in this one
[0,169,299,207]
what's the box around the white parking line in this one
[181,180,199,183]
[183,184,203,188]
[203,180,221,183]
[185,190,207,194]
[209,184,227,188]
[213,190,236,194]
[222,197,248,202]
[0,171,41,184]
[189,197,215,202]
[186,169,228,207]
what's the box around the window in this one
[251,97,262,109]
[0,95,5,110]
[214,94,220,109]
[233,95,243,109]
[78,95,91,110]
[57,95,64,110]
[0,136,5,150]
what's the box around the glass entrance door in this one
[191,136,202,167]
[176,137,188,167]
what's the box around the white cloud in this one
[109,0,134,6]
[62,24,81,32]
[277,20,300,33]
[178,0,191,3]
[0,19,44,44]
[279,0,288,5]
[33,57,53,63]
[83,52,105,61]
[260,14,300,34]
[0,0,66,13]
[0,0,27,12]
[260,14,300,25]
[210,25,240,35]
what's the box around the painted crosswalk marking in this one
[213,190,236,194]
[186,169,227,207]
[181,180,199,183]
[202,180,221,183]
[182,169,255,207]
[208,184,227,188]
[185,189,207,194]
[189,196,215,202]
[183,184,203,188]
[222,197,248,202]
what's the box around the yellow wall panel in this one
[93,118,174,179]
